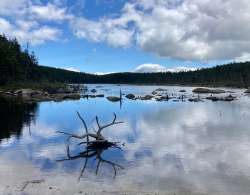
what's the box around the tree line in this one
[0,34,250,88]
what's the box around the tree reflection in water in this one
[0,97,38,141]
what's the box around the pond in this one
[0,84,250,195]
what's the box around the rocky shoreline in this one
[0,85,83,103]
[0,86,249,103]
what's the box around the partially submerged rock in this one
[91,89,97,93]
[206,95,236,102]
[125,94,135,100]
[155,95,170,101]
[244,89,250,93]
[82,94,105,99]
[193,88,225,94]
[152,91,158,95]
[155,88,167,91]
[188,98,202,102]
[138,95,154,100]
[14,89,43,97]
[106,96,121,102]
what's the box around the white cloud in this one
[70,17,133,48]
[0,18,61,45]
[134,63,196,73]
[234,53,250,62]
[0,0,28,16]
[0,1,67,45]
[69,0,250,61]
[30,3,72,21]
[63,67,81,72]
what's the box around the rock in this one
[244,89,250,93]
[206,95,236,102]
[151,91,158,95]
[179,89,186,92]
[95,94,105,98]
[14,89,43,97]
[138,95,154,100]
[206,96,220,101]
[125,94,135,100]
[91,89,97,93]
[193,88,225,94]
[155,88,167,91]
[155,95,170,101]
[188,98,202,102]
[223,95,236,101]
[88,94,104,98]
[106,96,121,102]
[51,93,81,101]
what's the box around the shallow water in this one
[1,85,250,195]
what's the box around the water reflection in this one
[0,97,38,141]
[0,85,250,195]
[57,143,124,180]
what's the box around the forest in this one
[1,34,250,88]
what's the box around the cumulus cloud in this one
[30,3,72,21]
[0,1,65,45]
[70,17,133,48]
[1,0,250,62]
[69,0,250,61]
[0,17,61,45]
[134,63,196,73]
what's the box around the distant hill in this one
[96,62,250,88]
[1,34,250,88]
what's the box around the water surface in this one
[0,85,250,195]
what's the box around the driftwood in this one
[57,112,124,179]
[20,179,45,191]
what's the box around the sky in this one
[1,0,250,74]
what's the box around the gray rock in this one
[193,88,225,94]
[244,89,250,93]
[106,96,121,102]
[138,95,154,100]
[151,91,158,95]
[125,94,135,100]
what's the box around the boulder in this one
[179,89,186,92]
[155,95,170,101]
[206,96,220,101]
[125,94,135,100]
[193,88,225,94]
[188,98,202,102]
[206,95,236,102]
[61,93,81,100]
[223,95,236,101]
[91,89,97,93]
[139,95,154,100]
[15,89,43,97]
[151,91,158,95]
[106,96,121,102]
[244,89,250,93]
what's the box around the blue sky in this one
[1,0,249,73]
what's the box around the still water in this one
[0,85,250,195]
